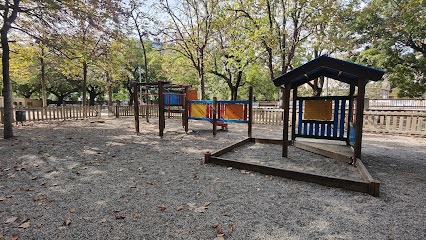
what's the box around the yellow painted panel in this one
[225,104,244,120]
[304,100,332,120]
[191,103,206,118]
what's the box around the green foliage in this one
[348,0,425,98]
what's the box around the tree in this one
[349,0,425,98]
[159,0,218,99]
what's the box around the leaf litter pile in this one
[0,117,425,239]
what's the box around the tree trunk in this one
[89,91,96,106]
[82,61,88,117]
[57,95,65,106]
[106,71,113,106]
[1,27,14,138]
[41,46,47,114]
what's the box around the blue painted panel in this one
[315,123,319,136]
[349,124,356,144]
[309,123,314,135]
[321,124,325,136]
[164,92,183,105]
[327,124,332,136]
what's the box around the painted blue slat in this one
[315,123,320,136]
[298,100,303,135]
[309,123,314,135]
[217,100,249,104]
[333,100,339,137]
[187,100,213,104]
[339,99,346,138]
[321,123,325,136]
[327,124,332,136]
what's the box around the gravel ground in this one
[0,117,425,240]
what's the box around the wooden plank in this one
[418,117,423,134]
[411,116,418,132]
[253,138,283,145]
[406,116,412,132]
[282,84,291,157]
[354,79,366,161]
[213,97,217,136]
[385,115,391,131]
[208,156,370,195]
[294,142,352,163]
[355,160,380,197]
[392,116,398,131]
[211,138,251,157]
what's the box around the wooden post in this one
[282,83,291,157]
[248,86,253,138]
[145,86,150,123]
[115,105,119,118]
[213,97,217,136]
[133,82,140,134]
[347,84,355,144]
[291,87,297,143]
[158,81,165,137]
[184,86,189,133]
[354,79,366,163]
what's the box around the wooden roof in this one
[273,55,386,87]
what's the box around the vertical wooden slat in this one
[411,116,418,132]
[282,84,291,157]
[354,79,366,162]
[340,99,346,138]
[213,97,217,136]
[333,100,339,137]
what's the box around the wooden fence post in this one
[213,97,217,136]
[133,82,140,134]
[248,86,253,138]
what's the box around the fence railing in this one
[368,98,426,110]
[252,107,425,136]
[0,106,101,123]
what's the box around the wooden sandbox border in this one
[205,138,380,197]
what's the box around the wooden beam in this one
[211,138,251,157]
[354,79,366,162]
[158,81,165,137]
[282,83,291,157]
[346,85,355,144]
[248,86,253,138]
[252,138,283,145]
[208,156,370,194]
[355,160,380,197]
[133,82,140,134]
[184,86,189,133]
[291,87,297,143]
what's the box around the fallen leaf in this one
[19,222,30,229]
[201,202,211,207]
[3,168,11,171]
[215,178,221,181]
[81,167,88,170]
[44,153,50,157]
[98,218,107,223]
[7,234,19,240]
[26,188,35,191]
[227,167,232,170]
[229,223,234,232]
[194,206,207,213]
[175,205,183,211]
[193,173,199,180]
[187,203,196,211]
[138,167,143,171]
[63,220,71,226]
[115,216,125,220]
[217,226,223,234]
[129,185,137,188]
[5,217,17,223]
[145,181,154,185]
[117,169,123,172]
[21,218,30,223]
[31,176,38,180]
[133,213,139,218]
[212,222,220,228]
[160,205,166,211]
[69,209,76,213]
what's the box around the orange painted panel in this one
[225,104,244,120]
[188,90,198,101]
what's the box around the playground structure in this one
[133,81,253,137]
[205,55,386,197]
